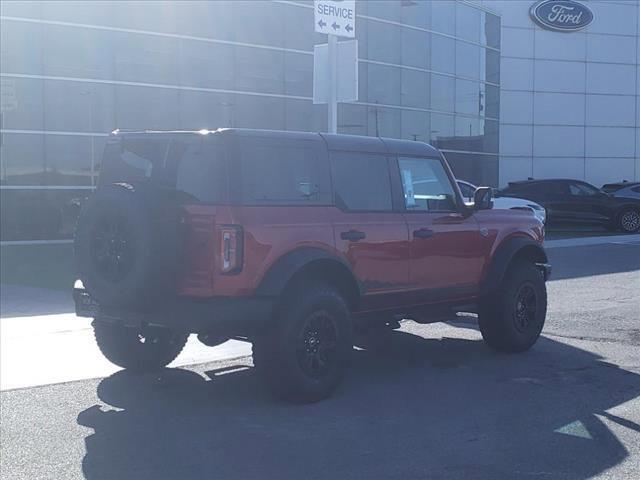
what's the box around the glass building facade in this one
[0,0,500,242]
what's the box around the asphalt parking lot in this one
[1,238,639,480]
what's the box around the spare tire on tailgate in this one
[74,183,184,308]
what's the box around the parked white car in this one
[457,180,547,224]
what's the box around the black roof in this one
[111,128,441,157]
[507,178,590,186]
[602,181,640,188]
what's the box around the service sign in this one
[314,0,355,38]
[530,0,593,32]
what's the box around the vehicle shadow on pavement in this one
[78,330,640,480]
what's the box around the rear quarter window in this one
[174,139,227,204]
[237,139,330,205]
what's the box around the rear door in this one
[329,150,409,311]
[510,181,567,223]
[398,156,484,298]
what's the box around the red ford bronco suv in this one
[74,128,551,402]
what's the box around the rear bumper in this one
[73,287,275,335]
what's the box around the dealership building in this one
[1,0,639,242]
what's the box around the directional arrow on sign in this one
[314,0,356,38]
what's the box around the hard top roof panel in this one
[320,132,440,156]
[110,129,441,156]
[380,137,441,157]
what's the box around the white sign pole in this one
[328,34,338,134]
[314,0,355,134]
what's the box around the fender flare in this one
[255,247,362,298]
[614,203,640,217]
[480,236,549,297]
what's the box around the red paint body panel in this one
[178,204,544,309]
[179,206,336,297]
[330,209,410,310]
[404,212,484,292]
[474,208,545,281]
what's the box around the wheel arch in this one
[255,247,362,309]
[615,203,640,217]
[481,236,548,297]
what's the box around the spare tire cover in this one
[74,184,183,308]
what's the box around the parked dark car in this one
[602,181,640,200]
[73,128,550,403]
[499,179,640,233]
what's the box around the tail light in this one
[218,225,243,274]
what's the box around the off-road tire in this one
[253,283,353,403]
[479,260,547,353]
[94,321,188,372]
[617,208,640,233]
[74,183,184,308]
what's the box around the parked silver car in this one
[457,180,547,224]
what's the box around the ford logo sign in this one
[530,0,593,32]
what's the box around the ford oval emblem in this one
[530,0,593,32]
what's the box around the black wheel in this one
[94,321,188,372]
[618,208,640,233]
[253,283,353,403]
[479,260,547,353]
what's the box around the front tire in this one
[94,321,188,372]
[253,284,353,403]
[618,208,640,233]
[479,260,547,353]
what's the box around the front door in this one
[564,181,613,224]
[398,156,485,301]
[329,151,409,312]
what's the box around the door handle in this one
[340,230,366,242]
[413,228,434,239]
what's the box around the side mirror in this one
[473,187,494,210]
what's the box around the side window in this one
[239,140,330,205]
[175,139,227,204]
[457,182,475,199]
[99,137,164,186]
[101,136,228,204]
[515,184,541,196]
[569,182,599,197]
[330,152,393,211]
[544,182,568,196]
[399,157,457,212]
